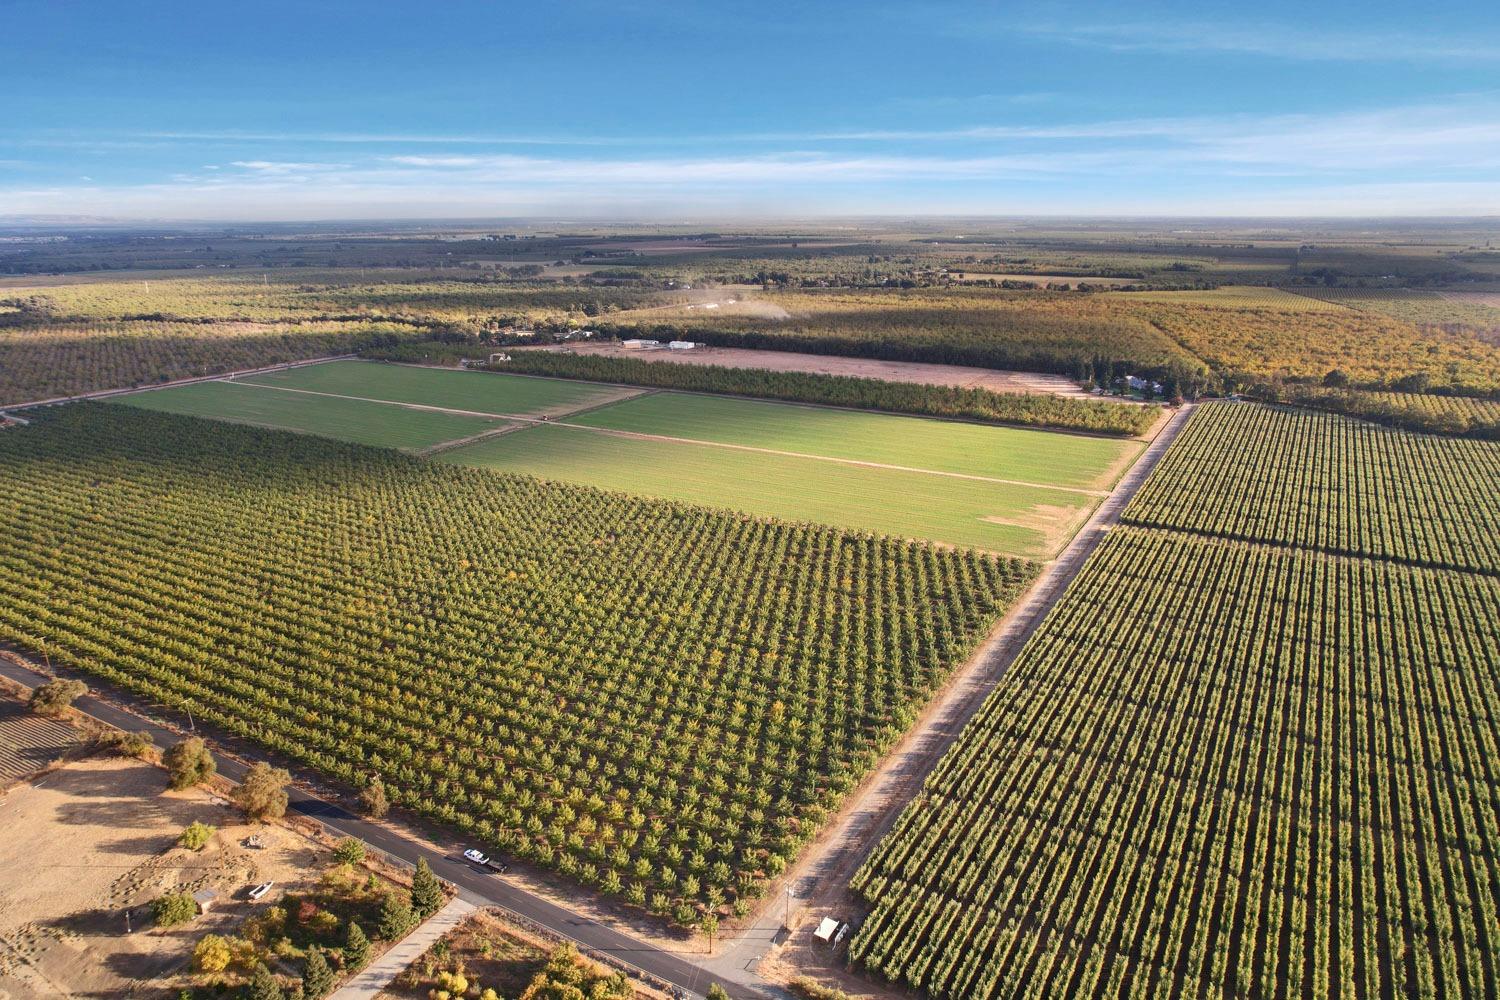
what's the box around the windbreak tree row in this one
[1246,386,1500,439]
[0,319,422,405]
[0,404,1032,927]
[468,350,1160,437]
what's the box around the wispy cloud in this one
[229,160,349,174]
[1020,19,1500,62]
[8,99,1500,219]
[150,130,615,146]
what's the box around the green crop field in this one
[440,423,1094,558]
[115,379,511,450]
[566,392,1139,491]
[849,401,1500,1000]
[111,362,1119,557]
[239,359,635,418]
[0,403,1033,931]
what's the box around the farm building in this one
[622,339,661,350]
[193,889,219,914]
[668,341,697,350]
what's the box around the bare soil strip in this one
[415,423,528,456]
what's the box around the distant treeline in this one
[397,347,1161,437]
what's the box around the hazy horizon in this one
[4,0,1499,220]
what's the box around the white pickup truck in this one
[461,849,508,874]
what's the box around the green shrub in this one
[164,736,216,790]
[332,837,366,866]
[152,891,198,927]
[179,820,216,851]
[29,678,86,716]
[235,762,290,821]
[788,978,857,1000]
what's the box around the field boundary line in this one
[540,422,1111,496]
[416,423,528,456]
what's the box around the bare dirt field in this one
[0,756,324,999]
[538,343,1103,399]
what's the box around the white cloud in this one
[1019,19,1500,62]
[229,160,349,174]
[385,155,484,167]
[151,130,612,146]
[8,99,1500,219]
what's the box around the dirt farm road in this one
[704,401,1197,979]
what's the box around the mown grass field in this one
[567,392,1140,491]
[239,359,633,417]
[440,424,1094,557]
[111,360,1123,556]
[115,380,511,450]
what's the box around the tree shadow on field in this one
[95,833,178,856]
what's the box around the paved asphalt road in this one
[0,657,771,1000]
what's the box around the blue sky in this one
[3,0,1498,220]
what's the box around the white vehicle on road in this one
[462,848,490,866]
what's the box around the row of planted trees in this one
[0,404,1030,930]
